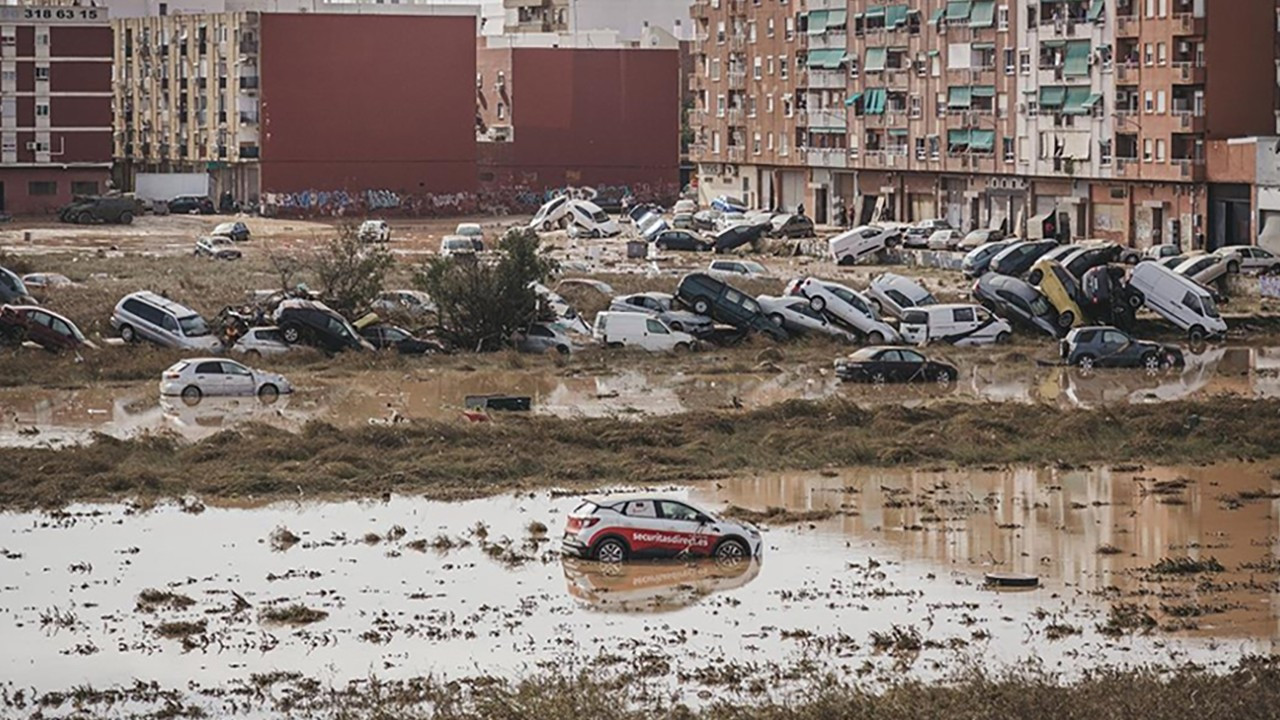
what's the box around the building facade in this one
[113,5,477,207]
[689,0,1280,249]
[0,4,112,215]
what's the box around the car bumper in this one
[560,535,590,558]
[159,381,185,396]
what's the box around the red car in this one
[0,305,93,352]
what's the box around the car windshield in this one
[1,268,27,296]
[177,315,210,336]
[1201,294,1220,318]
[591,209,608,222]
[847,347,881,361]
[1028,295,1053,317]
[59,316,86,341]
[741,261,766,274]
[457,226,481,236]
[444,239,472,250]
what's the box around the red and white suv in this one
[561,495,763,562]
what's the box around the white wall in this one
[135,172,211,201]
[571,0,692,42]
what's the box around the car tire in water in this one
[935,368,956,386]
[592,537,628,563]
[995,331,1011,345]
[180,385,202,406]
[258,384,279,404]
[1076,354,1096,372]
[119,324,136,343]
[1057,311,1075,329]
[1188,325,1206,344]
[1141,352,1161,374]
[713,538,749,562]
[693,297,711,315]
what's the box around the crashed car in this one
[767,213,816,239]
[757,295,857,342]
[359,324,444,355]
[692,209,722,232]
[1081,265,1142,328]
[962,240,1017,279]
[514,321,576,355]
[212,221,251,242]
[867,272,937,320]
[973,272,1062,338]
[608,292,713,335]
[359,220,391,243]
[835,346,958,385]
[0,266,36,305]
[1060,326,1185,372]
[0,304,94,352]
[561,495,762,562]
[711,222,770,253]
[675,273,788,341]
[274,299,374,352]
[160,358,292,402]
[195,235,242,260]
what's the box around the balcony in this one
[728,34,746,51]
[1172,62,1206,84]
[727,69,746,89]
[1114,156,1139,177]
[1172,13,1205,35]
[1173,110,1205,132]
[808,68,845,89]
[239,76,259,90]
[1172,158,1205,180]
[1116,63,1139,83]
[806,146,848,168]
[727,146,746,163]
[1116,16,1138,36]
[727,107,744,125]
[809,108,847,129]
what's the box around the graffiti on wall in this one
[260,180,681,219]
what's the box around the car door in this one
[219,361,257,395]
[644,318,674,350]
[192,360,226,394]
[875,349,905,381]
[654,500,715,556]
[897,349,929,381]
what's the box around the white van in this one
[829,225,898,265]
[1128,262,1227,341]
[566,200,621,238]
[592,311,696,352]
[900,303,1012,346]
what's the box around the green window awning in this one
[864,88,887,115]
[1088,0,1105,21]
[1082,92,1104,108]
[810,127,845,135]
[886,4,910,27]
[946,1,973,22]
[969,129,995,151]
[969,0,995,27]
[864,5,886,20]
[827,9,848,28]
[971,42,995,50]
[948,129,971,147]
[888,128,910,137]
[1062,86,1094,114]
[927,49,940,56]
[971,85,996,98]
[930,7,945,24]
[806,48,847,69]
[948,86,973,108]
[865,47,888,72]
[1039,85,1067,107]
[1041,39,1066,48]
[1064,41,1091,76]
[807,10,830,34]
[844,92,863,107]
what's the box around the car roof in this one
[184,356,236,364]
[922,302,983,311]
[126,290,199,315]
[581,493,699,507]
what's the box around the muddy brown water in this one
[0,462,1275,703]
[2,345,1278,448]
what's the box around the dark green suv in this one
[58,196,137,225]
[675,273,788,341]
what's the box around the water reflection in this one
[562,556,762,613]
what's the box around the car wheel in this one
[867,331,885,344]
[713,538,749,561]
[282,325,302,344]
[837,255,855,267]
[1128,292,1144,309]
[1188,325,1206,344]
[1141,352,1161,374]
[995,331,1011,345]
[1057,311,1075,329]
[258,384,280,404]
[119,324,136,343]
[673,342,691,353]
[668,321,683,332]
[541,221,553,232]
[592,537,628,563]
[693,298,711,315]
[244,349,261,359]
[1228,261,1240,274]
[1027,269,1043,285]
[809,295,826,312]
[1076,354,1096,372]
[769,313,785,327]
[180,385,202,405]
[77,211,92,224]
[871,371,887,385]
[119,211,134,225]
[935,368,956,386]
[554,344,570,355]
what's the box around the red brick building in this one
[476,45,680,200]
[1,4,111,216]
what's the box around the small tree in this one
[309,224,394,314]
[414,228,556,352]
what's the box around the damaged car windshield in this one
[178,315,211,336]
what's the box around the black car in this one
[988,239,1059,277]
[962,240,1017,279]
[274,299,373,352]
[1062,246,1121,279]
[1060,326,1185,372]
[712,222,771,253]
[168,195,216,215]
[653,229,712,252]
[835,346,958,384]
[360,324,444,355]
[1081,265,1142,328]
[973,273,1062,338]
[768,214,816,239]
[675,273,788,341]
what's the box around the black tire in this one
[673,342,691,353]
[1127,292,1144,309]
[871,371,887,385]
[1188,325,1206,344]
[809,295,827,312]
[257,384,279,403]
[592,537,628,563]
[1076,354,1097,371]
[118,211,134,225]
[867,330,885,344]
[1027,269,1044,285]
[935,368,956,386]
[692,297,711,316]
[244,349,261,359]
[281,325,302,344]
[669,321,683,332]
[1057,310,1075,329]
[180,385,202,405]
[713,538,749,561]
[769,313,785,327]
[541,221,553,232]
[837,255,855,266]
[995,331,1011,344]
[119,324,136,343]
[554,344,570,355]
[76,211,92,224]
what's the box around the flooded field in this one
[2,344,1278,447]
[2,461,1276,710]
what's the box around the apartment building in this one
[0,4,112,215]
[689,0,1280,249]
[113,5,477,204]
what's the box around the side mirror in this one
[698,514,713,525]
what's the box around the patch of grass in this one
[1099,603,1158,636]
[1096,544,1123,555]
[259,603,327,625]
[268,526,300,551]
[1147,557,1226,575]
[4,398,1280,509]
[136,589,196,612]
[722,505,839,525]
[155,620,205,638]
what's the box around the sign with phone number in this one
[0,6,108,23]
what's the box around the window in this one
[1181,291,1202,315]
[1003,137,1014,162]
[496,102,506,121]
[1019,50,1031,74]
[624,500,657,518]
[753,56,762,79]
[1144,43,1153,65]
[766,55,774,75]
[716,94,726,117]
[646,319,670,334]
[0,34,13,46]
[711,58,721,80]
[849,56,859,78]
[748,21,757,43]
[1156,90,1166,113]
[753,131,761,154]
[952,307,976,322]
[1157,42,1166,65]
[1156,138,1166,161]
[1144,90,1154,113]
[712,131,721,153]
[909,94,921,118]
[1157,0,1167,15]
[998,5,1009,29]
[35,66,49,81]
[717,21,726,43]
[195,361,223,374]
[767,17,775,37]
[35,104,49,117]
[1143,138,1153,161]
[658,501,701,522]
[785,17,795,40]
[1145,0,1154,16]
[221,362,251,376]
[1100,139,1112,165]
[779,55,788,80]
[767,132,774,151]
[1003,48,1015,74]
[28,181,56,195]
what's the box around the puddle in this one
[1,462,1276,705]
[2,346,1278,448]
